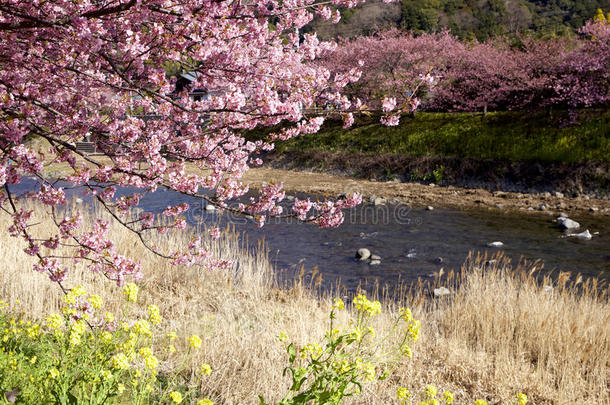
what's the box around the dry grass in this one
[0,201,608,404]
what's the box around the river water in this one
[10,179,610,291]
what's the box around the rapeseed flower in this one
[169,391,183,403]
[516,393,527,405]
[196,400,213,405]
[397,387,411,403]
[353,294,381,316]
[123,283,138,303]
[132,320,152,336]
[189,335,202,349]
[89,295,103,309]
[425,385,438,399]
[144,354,159,370]
[147,304,162,325]
[333,298,344,310]
[443,391,454,404]
[111,353,129,370]
[200,363,212,375]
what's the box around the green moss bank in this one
[253,109,610,195]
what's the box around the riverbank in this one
[248,109,610,198]
[0,203,608,404]
[242,167,610,216]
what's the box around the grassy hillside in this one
[271,109,610,164]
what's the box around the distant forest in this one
[307,0,609,40]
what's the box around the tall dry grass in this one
[0,200,608,404]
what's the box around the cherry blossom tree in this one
[319,29,460,108]
[327,18,609,112]
[0,0,405,290]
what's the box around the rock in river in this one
[487,241,504,247]
[557,217,580,230]
[433,287,451,297]
[564,229,593,240]
[356,248,371,261]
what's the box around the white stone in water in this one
[356,248,371,261]
[558,217,580,230]
[434,287,451,297]
[574,230,592,240]
[205,204,216,212]
[369,259,381,266]
[487,241,504,247]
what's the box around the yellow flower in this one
[397,387,411,401]
[196,400,213,405]
[516,393,527,405]
[49,368,59,379]
[100,370,112,381]
[332,298,344,310]
[69,320,86,346]
[189,335,202,349]
[100,331,112,343]
[474,400,488,405]
[169,391,183,404]
[132,320,152,336]
[407,320,421,342]
[117,384,125,394]
[147,305,162,325]
[353,294,381,316]
[139,347,153,358]
[401,344,413,359]
[104,312,114,324]
[46,313,63,330]
[200,363,212,376]
[300,343,323,359]
[277,331,288,342]
[111,353,129,370]
[400,307,413,322]
[72,286,87,297]
[443,391,454,404]
[144,355,159,370]
[168,331,178,341]
[122,283,138,303]
[425,385,438,398]
[362,363,375,381]
[89,295,103,309]
[167,344,176,354]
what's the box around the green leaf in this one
[287,343,296,363]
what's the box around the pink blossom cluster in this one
[0,0,386,290]
[323,21,609,112]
